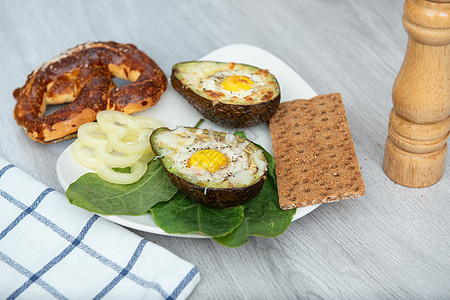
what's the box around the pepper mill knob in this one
[383,0,450,187]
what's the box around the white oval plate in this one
[56,44,320,238]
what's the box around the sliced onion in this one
[97,110,137,131]
[71,110,164,184]
[95,142,142,167]
[71,140,100,169]
[107,130,151,154]
[139,151,155,165]
[133,116,165,130]
[95,160,147,184]
[77,123,108,148]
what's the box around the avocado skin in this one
[150,127,267,209]
[165,169,266,209]
[170,70,280,128]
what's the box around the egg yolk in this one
[220,75,253,92]
[188,149,229,172]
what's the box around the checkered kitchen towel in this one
[0,157,200,299]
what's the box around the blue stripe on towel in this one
[0,251,68,300]
[0,163,14,178]
[0,189,170,298]
[0,187,53,240]
[7,215,99,299]
[93,239,166,299]
[169,266,200,299]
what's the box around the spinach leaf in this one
[207,132,295,247]
[150,191,244,237]
[233,130,247,139]
[213,175,295,247]
[66,159,178,215]
[66,129,296,247]
[112,167,131,173]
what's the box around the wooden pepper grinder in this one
[383,0,450,187]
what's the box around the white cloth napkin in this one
[0,156,200,299]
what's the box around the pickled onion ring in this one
[95,143,142,168]
[71,139,101,168]
[95,160,147,184]
[70,111,163,184]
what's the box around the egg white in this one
[199,70,268,100]
[155,127,267,188]
[176,61,278,105]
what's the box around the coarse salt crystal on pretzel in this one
[13,41,167,144]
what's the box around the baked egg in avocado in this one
[171,61,280,128]
[150,126,268,209]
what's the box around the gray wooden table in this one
[1,0,448,299]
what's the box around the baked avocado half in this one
[150,126,268,209]
[171,61,280,128]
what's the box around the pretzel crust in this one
[13,41,167,143]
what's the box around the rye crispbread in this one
[269,93,365,210]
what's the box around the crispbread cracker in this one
[269,93,365,210]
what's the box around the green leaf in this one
[66,159,178,215]
[67,129,296,248]
[213,178,296,247]
[193,118,205,128]
[150,191,244,237]
[112,167,131,173]
[233,130,247,139]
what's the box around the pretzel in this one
[13,41,167,143]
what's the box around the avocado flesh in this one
[171,61,280,128]
[150,127,267,209]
